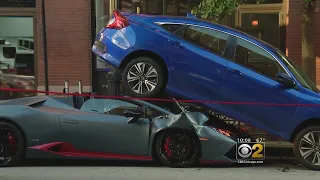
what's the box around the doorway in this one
[240,13,280,48]
[236,3,287,53]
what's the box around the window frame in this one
[101,99,170,119]
[228,35,292,81]
[174,24,231,59]
[154,22,293,82]
[160,23,185,34]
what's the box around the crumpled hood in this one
[165,111,209,128]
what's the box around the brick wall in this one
[316,0,320,85]
[286,0,302,66]
[287,0,320,86]
[35,0,92,91]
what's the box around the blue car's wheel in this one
[155,130,200,168]
[122,57,166,98]
[293,126,320,171]
[0,121,25,167]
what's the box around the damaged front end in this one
[152,111,246,163]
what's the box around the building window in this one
[93,0,113,70]
[0,17,35,77]
[245,0,283,4]
[0,16,36,99]
[120,0,201,16]
[0,0,35,7]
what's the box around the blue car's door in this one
[167,25,230,101]
[219,37,301,133]
[59,99,150,156]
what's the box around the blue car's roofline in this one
[126,12,278,53]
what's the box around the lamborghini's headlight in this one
[208,126,233,137]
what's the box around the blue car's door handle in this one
[227,68,245,77]
[168,39,183,48]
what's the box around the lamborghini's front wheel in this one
[0,121,25,167]
[155,130,200,168]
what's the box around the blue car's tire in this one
[121,57,166,98]
[155,130,201,168]
[293,126,320,171]
[0,121,25,167]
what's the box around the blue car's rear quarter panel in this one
[93,14,175,69]
[93,28,132,67]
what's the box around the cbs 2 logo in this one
[237,143,264,159]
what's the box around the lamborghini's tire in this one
[155,130,201,168]
[0,121,25,167]
[293,125,320,171]
[121,57,166,98]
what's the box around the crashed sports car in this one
[93,10,320,170]
[0,95,246,167]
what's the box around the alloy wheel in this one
[159,131,197,166]
[0,126,18,165]
[299,131,320,166]
[127,62,159,94]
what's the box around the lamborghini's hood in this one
[165,111,210,128]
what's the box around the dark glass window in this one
[181,26,228,56]
[30,42,34,50]
[161,24,184,33]
[234,38,286,79]
[246,0,283,4]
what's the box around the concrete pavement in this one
[0,159,319,180]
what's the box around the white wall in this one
[0,17,34,37]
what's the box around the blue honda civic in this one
[93,10,320,170]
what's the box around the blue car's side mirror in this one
[276,73,296,87]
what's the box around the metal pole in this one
[78,80,83,94]
[41,0,49,94]
[64,80,69,93]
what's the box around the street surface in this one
[0,159,319,180]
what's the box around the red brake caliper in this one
[7,133,16,152]
[163,137,172,157]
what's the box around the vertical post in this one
[41,0,49,94]
[106,69,121,96]
[64,80,69,93]
[78,80,83,94]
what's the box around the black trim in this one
[223,36,237,60]
[41,0,49,94]
[91,0,98,93]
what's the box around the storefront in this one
[0,0,36,84]
[0,0,318,95]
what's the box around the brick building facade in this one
[35,0,93,92]
[0,0,319,93]
[286,0,320,85]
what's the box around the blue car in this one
[93,10,320,170]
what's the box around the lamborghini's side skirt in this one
[28,142,153,161]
